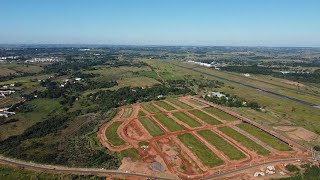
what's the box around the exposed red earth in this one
[97,96,312,179]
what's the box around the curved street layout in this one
[97,96,312,179]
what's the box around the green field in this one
[137,110,146,117]
[178,133,224,167]
[218,126,270,156]
[166,98,192,109]
[154,101,176,111]
[118,148,141,161]
[141,103,161,114]
[188,99,205,106]
[105,121,126,146]
[138,117,164,137]
[121,107,133,118]
[204,107,239,121]
[189,109,222,125]
[237,123,292,151]
[154,114,184,132]
[197,130,246,160]
[172,112,202,128]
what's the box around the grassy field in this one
[141,103,161,114]
[138,117,164,137]
[137,110,146,117]
[121,107,133,118]
[154,101,176,111]
[218,126,270,156]
[0,97,22,108]
[189,109,222,125]
[188,99,205,106]
[0,98,61,141]
[154,114,184,132]
[172,112,202,128]
[166,98,192,109]
[204,107,239,121]
[237,123,292,151]
[0,165,104,180]
[197,130,246,160]
[117,148,141,161]
[117,76,160,88]
[178,133,224,167]
[105,121,126,146]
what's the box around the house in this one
[209,92,229,100]
[244,73,250,77]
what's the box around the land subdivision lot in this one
[237,123,292,151]
[204,107,239,121]
[141,103,161,114]
[98,96,310,179]
[172,111,202,128]
[154,101,176,111]
[189,109,222,125]
[166,98,192,109]
[153,114,184,132]
[138,117,164,137]
[197,130,246,160]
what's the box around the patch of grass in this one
[189,109,222,125]
[172,112,202,128]
[138,117,164,137]
[178,133,224,167]
[218,126,270,156]
[188,99,204,106]
[138,141,149,147]
[204,107,239,121]
[117,148,140,161]
[141,103,161,114]
[154,101,176,111]
[197,130,246,160]
[137,110,146,117]
[121,107,133,118]
[166,98,192,109]
[105,121,126,146]
[154,114,184,132]
[237,123,292,151]
[117,77,160,88]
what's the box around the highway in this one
[165,61,319,107]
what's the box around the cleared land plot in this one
[154,101,176,111]
[167,98,192,109]
[188,99,205,106]
[105,121,126,146]
[154,114,184,132]
[172,112,202,128]
[121,107,133,118]
[204,107,239,121]
[118,148,141,161]
[197,130,246,160]
[218,126,270,156]
[138,117,164,137]
[178,133,224,167]
[189,109,222,125]
[237,123,292,151]
[141,103,161,114]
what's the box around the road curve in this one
[0,155,175,180]
[165,61,319,107]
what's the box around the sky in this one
[1,0,320,47]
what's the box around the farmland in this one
[141,103,161,114]
[154,101,176,111]
[204,107,239,121]
[166,98,192,109]
[121,106,133,118]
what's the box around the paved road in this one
[165,61,319,107]
[0,155,174,180]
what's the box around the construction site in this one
[97,96,312,179]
